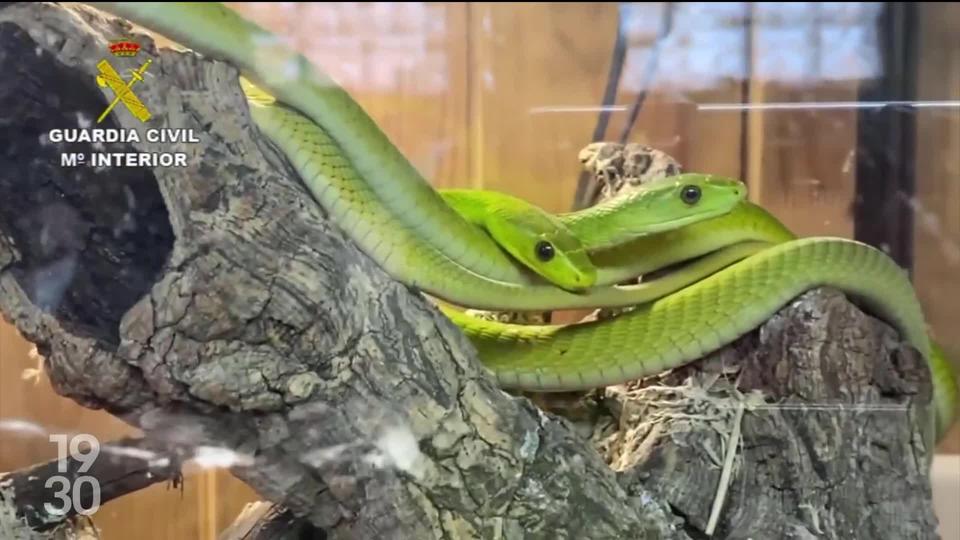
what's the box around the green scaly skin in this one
[440,178,746,291]
[243,90,749,312]
[443,226,958,441]
[587,201,797,285]
[443,188,794,287]
[86,2,959,442]
[439,188,599,291]
[439,191,958,440]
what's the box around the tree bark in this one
[0,3,941,539]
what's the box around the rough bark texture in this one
[0,3,682,539]
[0,3,941,539]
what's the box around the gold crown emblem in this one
[108,38,140,57]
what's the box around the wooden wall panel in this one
[913,2,960,453]
[681,82,748,179]
[608,83,747,181]
[465,2,745,210]
[224,2,472,189]
[606,2,747,181]
[742,4,867,238]
[744,80,859,239]
[465,2,620,210]
[744,82,860,239]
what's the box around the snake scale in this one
[88,2,958,443]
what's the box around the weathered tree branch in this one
[0,3,685,539]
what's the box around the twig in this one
[705,402,744,536]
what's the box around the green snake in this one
[88,2,958,443]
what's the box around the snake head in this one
[635,173,747,232]
[585,173,748,243]
[486,208,597,292]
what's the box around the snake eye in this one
[535,241,555,262]
[680,184,701,205]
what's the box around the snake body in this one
[243,88,749,312]
[89,2,958,442]
[438,177,746,291]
